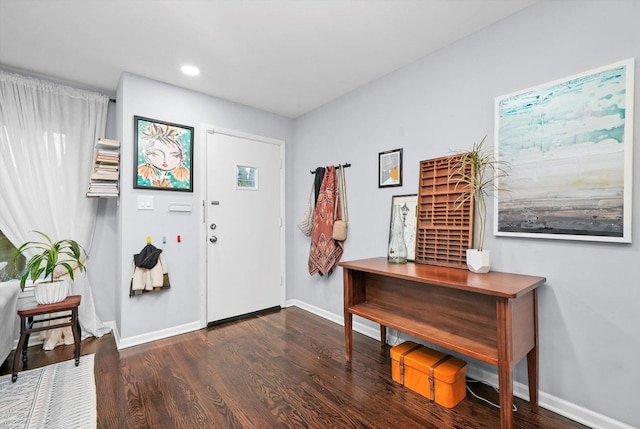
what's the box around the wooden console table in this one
[340,258,546,429]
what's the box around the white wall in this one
[110,73,292,344]
[290,1,639,428]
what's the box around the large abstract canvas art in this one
[495,59,634,243]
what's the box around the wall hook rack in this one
[310,163,351,174]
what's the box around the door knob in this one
[209,236,218,243]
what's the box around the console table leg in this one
[528,289,539,412]
[380,325,387,346]
[345,312,353,362]
[496,298,514,429]
[527,348,539,412]
[498,365,514,429]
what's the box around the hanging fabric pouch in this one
[332,219,348,241]
[298,182,315,236]
[332,166,349,241]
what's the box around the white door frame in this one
[198,124,286,328]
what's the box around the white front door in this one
[205,129,283,324]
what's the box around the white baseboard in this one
[286,300,634,429]
[102,320,119,346]
[466,366,635,429]
[286,299,381,340]
[115,321,201,350]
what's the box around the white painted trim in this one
[116,321,200,350]
[466,366,636,429]
[285,299,342,325]
[198,126,209,329]
[206,126,284,146]
[286,301,633,429]
[279,141,287,312]
[285,299,380,340]
[103,320,120,347]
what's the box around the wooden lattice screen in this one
[414,154,473,268]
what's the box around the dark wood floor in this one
[1,307,588,429]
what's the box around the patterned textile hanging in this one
[308,166,343,276]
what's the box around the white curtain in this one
[0,70,111,346]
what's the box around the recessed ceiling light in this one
[181,65,200,76]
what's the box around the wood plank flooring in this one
[1,306,588,429]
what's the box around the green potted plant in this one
[15,231,86,304]
[451,136,509,273]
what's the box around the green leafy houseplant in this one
[15,231,86,291]
[451,136,510,253]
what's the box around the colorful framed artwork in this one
[389,194,418,261]
[494,58,634,243]
[379,148,403,188]
[134,116,194,192]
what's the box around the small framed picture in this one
[389,194,418,261]
[379,148,403,188]
[134,116,194,192]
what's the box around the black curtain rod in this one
[310,163,351,174]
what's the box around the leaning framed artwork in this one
[379,148,403,188]
[389,194,418,261]
[494,58,634,243]
[134,116,194,191]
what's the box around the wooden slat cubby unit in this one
[415,154,473,268]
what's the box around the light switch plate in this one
[137,195,154,210]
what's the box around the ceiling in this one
[0,0,538,118]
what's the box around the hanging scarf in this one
[308,166,343,276]
[313,167,325,204]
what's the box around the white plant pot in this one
[34,280,69,304]
[466,249,491,274]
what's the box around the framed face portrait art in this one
[134,116,194,192]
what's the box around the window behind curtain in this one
[0,230,24,280]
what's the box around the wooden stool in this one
[12,295,81,382]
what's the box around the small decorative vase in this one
[34,280,69,304]
[388,205,408,264]
[466,249,491,273]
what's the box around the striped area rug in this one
[0,354,96,429]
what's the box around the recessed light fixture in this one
[181,65,200,76]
